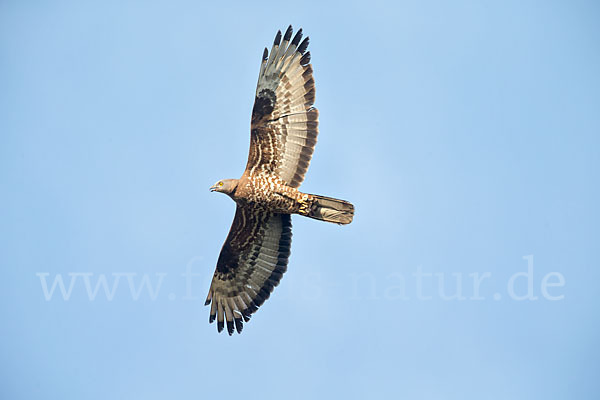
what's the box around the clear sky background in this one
[1,1,599,399]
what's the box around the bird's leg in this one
[297,193,313,216]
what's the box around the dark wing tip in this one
[241,311,251,322]
[234,318,243,334]
[300,51,311,66]
[262,47,268,60]
[209,313,216,323]
[298,37,309,54]
[226,320,234,336]
[217,320,224,333]
[284,25,293,41]
[291,29,303,46]
[274,30,282,46]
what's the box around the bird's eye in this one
[219,182,224,186]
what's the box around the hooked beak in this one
[209,184,217,192]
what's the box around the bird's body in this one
[224,175,314,216]
[206,26,354,335]
[235,175,300,211]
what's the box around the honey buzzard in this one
[206,26,354,335]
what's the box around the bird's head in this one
[210,179,239,195]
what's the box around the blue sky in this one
[1,1,599,399]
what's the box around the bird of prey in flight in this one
[206,26,354,335]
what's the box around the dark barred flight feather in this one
[300,52,311,66]
[298,37,309,54]
[206,26,354,335]
[291,29,303,46]
[284,25,293,42]
[273,30,282,46]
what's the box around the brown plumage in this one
[206,26,354,335]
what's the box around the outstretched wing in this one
[246,25,318,188]
[205,206,292,335]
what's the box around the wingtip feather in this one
[298,37,309,54]
[273,30,282,46]
[284,25,293,41]
[300,51,311,66]
[291,29,303,46]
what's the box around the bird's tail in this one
[305,194,354,225]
